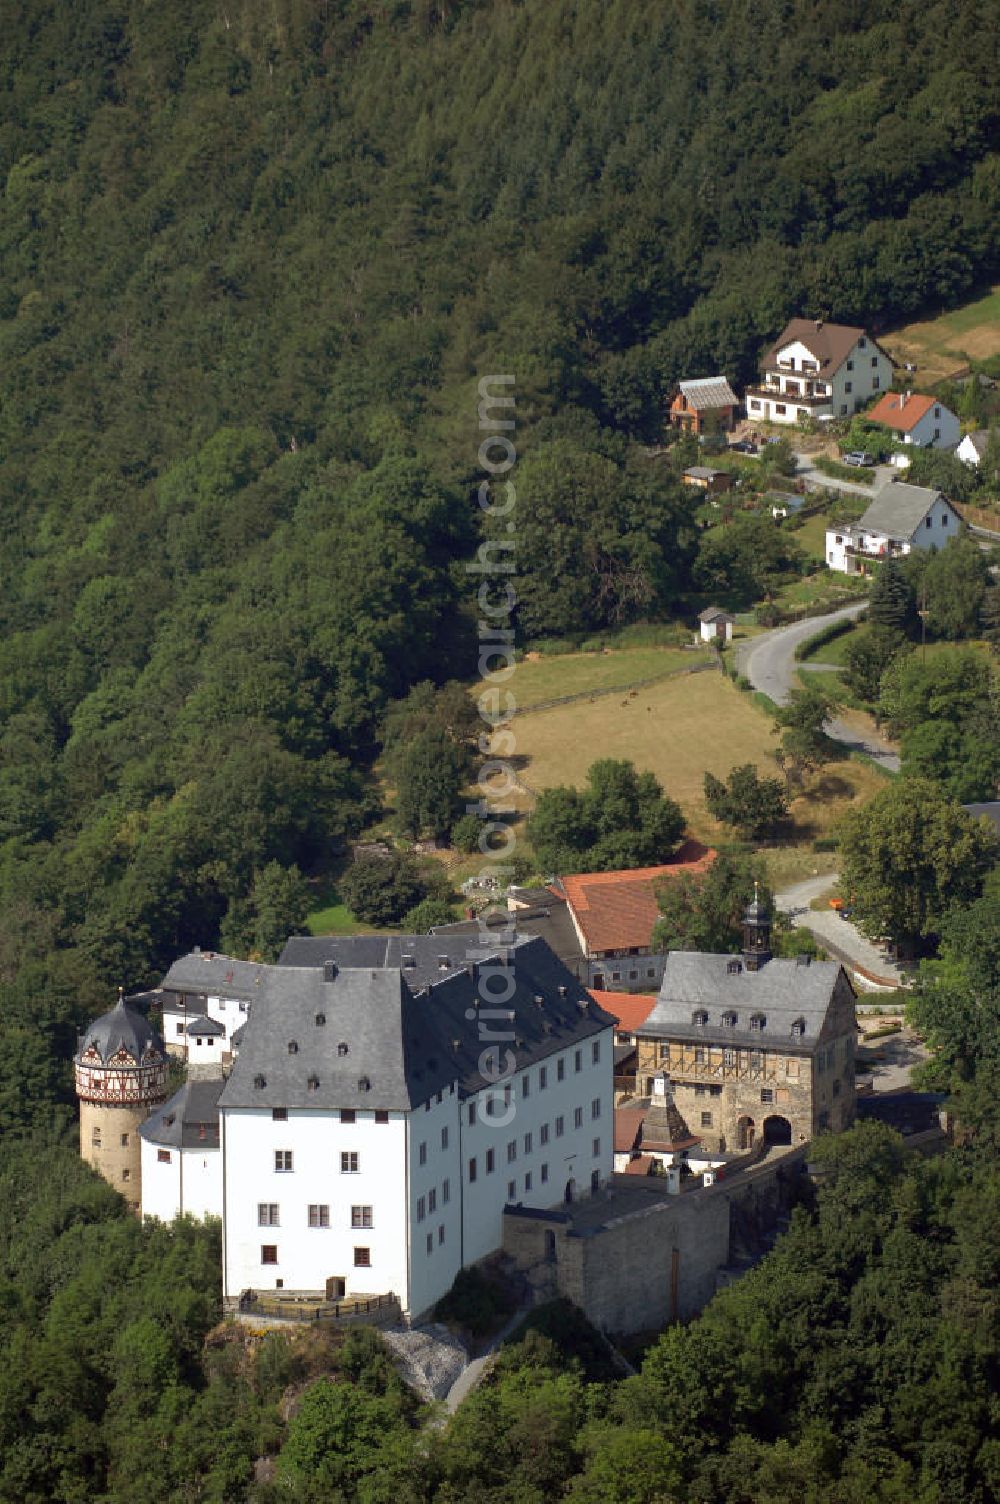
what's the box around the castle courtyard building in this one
[636,899,857,1153]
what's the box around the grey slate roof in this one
[431,906,587,978]
[140,1079,223,1150]
[856,482,952,540]
[161,951,269,1002]
[638,952,848,1054]
[698,606,735,623]
[278,934,510,991]
[76,996,164,1066]
[183,1014,225,1037]
[963,430,989,460]
[684,466,727,481]
[219,935,614,1113]
[678,376,738,410]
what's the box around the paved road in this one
[735,601,902,773]
[775,874,906,989]
[792,452,894,497]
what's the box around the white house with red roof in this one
[865,390,960,453]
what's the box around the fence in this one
[512,654,721,719]
[955,501,1000,536]
[237,1291,401,1327]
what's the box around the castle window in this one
[694,1046,707,1064]
[287,1041,298,1055]
[341,1151,360,1173]
[272,1107,287,1121]
[726,960,742,976]
[722,1011,738,1028]
[341,1109,356,1124]
[308,1204,330,1228]
[749,1013,766,1031]
[354,1247,371,1267]
[275,1151,293,1172]
[121,1169,130,1182]
[791,1018,806,1038]
[375,1110,389,1123]
[723,1049,736,1067]
[750,1050,762,1069]
[258,1203,279,1226]
[92,1128,102,1147]
[315,1013,326,1027]
[358,1076,371,1092]
[352,1206,373,1229]
[701,1112,713,1128]
[761,1089,774,1104]
[120,1133,129,1147]
[338,1042,349,1056]
[157,1149,171,1164]
[307,1075,319,1092]
[254,1075,266,1090]
[261,1245,278,1264]
[692,1009,709,1027]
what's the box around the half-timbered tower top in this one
[74,992,167,1105]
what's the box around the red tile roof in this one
[558,841,716,954]
[614,1106,646,1154]
[623,1154,657,1175]
[590,991,658,1034]
[865,391,937,433]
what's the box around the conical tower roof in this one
[75,991,163,1066]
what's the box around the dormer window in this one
[791,1018,806,1038]
[338,1042,349,1057]
[288,1041,299,1055]
[726,959,742,975]
[358,1075,371,1092]
[307,1075,319,1092]
[692,1009,709,1027]
[749,1013,767,1031]
[253,1074,266,1089]
[315,1013,326,1027]
[722,1011,738,1028]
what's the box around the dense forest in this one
[2,1,1000,1498]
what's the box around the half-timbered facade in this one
[636,898,857,1152]
[75,993,169,1213]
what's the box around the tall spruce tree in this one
[870,558,915,636]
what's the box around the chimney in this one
[323,960,338,983]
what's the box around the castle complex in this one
[74,895,857,1326]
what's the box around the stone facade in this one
[79,1099,154,1214]
[503,1153,806,1334]
[635,970,856,1154]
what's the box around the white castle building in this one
[129,935,615,1322]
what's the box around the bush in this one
[812,836,839,852]
[435,1266,517,1339]
[451,813,482,854]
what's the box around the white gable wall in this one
[141,1137,222,1222]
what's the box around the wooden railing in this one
[239,1291,400,1324]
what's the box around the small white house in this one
[865,391,960,451]
[746,320,893,425]
[140,1079,223,1222]
[957,430,990,468]
[698,606,735,643]
[825,482,962,575]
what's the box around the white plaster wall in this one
[141,1137,222,1221]
[460,1027,615,1267]
[222,1107,411,1307]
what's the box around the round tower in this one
[75,991,168,1214]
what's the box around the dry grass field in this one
[882,286,1000,383]
[513,667,889,848]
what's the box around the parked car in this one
[842,451,875,467]
[729,439,757,454]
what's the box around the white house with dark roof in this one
[217,936,615,1320]
[825,481,962,574]
[746,319,893,425]
[140,1079,223,1222]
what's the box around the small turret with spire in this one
[742,880,772,971]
